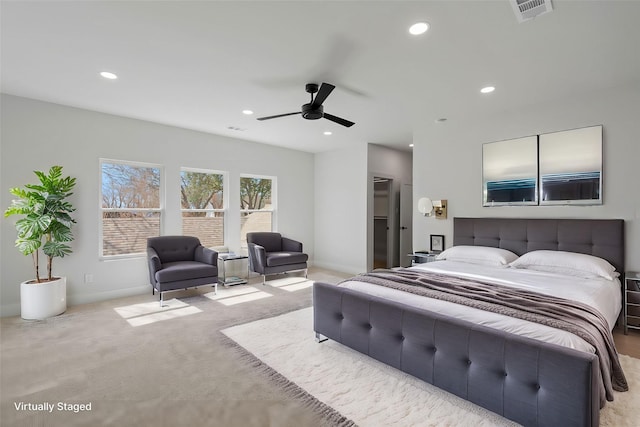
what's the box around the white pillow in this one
[509,250,619,280]
[435,245,519,267]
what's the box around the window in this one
[101,160,162,257]
[240,175,275,247]
[181,169,225,247]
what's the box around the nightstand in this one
[409,252,438,266]
[624,271,640,334]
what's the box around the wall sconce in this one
[418,198,448,219]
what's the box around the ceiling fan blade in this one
[256,112,301,121]
[311,83,335,108]
[323,113,355,128]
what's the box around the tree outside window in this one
[181,169,225,247]
[101,161,162,257]
[240,176,274,247]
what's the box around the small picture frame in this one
[430,234,445,253]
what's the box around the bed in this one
[313,218,626,427]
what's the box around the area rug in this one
[222,307,640,427]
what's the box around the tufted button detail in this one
[399,335,405,341]
[467,360,472,365]
[535,384,540,390]
[366,323,372,330]
[504,372,508,377]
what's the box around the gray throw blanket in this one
[347,269,628,407]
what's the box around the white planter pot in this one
[20,277,67,320]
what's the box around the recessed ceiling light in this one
[323,131,332,136]
[242,110,253,115]
[409,143,414,148]
[409,22,429,35]
[480,86,495,94]
[100,71,118,80]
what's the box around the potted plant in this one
[4,165,76,319]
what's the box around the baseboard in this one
[311,261,362,276]
[0,302,21,318]
[0,285,151,318]
[67,285,150,307]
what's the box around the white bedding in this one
[340,261,622,354]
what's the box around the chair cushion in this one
[247,232,283,253]
[147,236,202,263]
[265,252,309,267]
[155,261,218,283]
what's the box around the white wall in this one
[313,143,368,274]
[313,143,411,274]
[413,82,640,271]
[0,95,315,316]
[367,144,412,269]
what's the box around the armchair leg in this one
[262,274,266,285]
[305,269,308,279]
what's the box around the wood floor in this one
[613,327,640,358]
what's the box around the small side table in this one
[218,254,249,286]
[409,252,438,266]
[624,271,640,334]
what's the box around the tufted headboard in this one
[453,217,625,274]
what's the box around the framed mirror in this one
[482,136,538,206]
[539,125,602,205]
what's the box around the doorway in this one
[373,177,392,269]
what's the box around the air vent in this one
[510,0,553,23]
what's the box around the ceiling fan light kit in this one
[257,82,355,127]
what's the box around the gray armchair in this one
[147,236,218,306]
[247,232,308,285]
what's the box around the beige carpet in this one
[0,269,350,427]
[223,307,640,427]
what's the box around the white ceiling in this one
[2,1,639,153]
